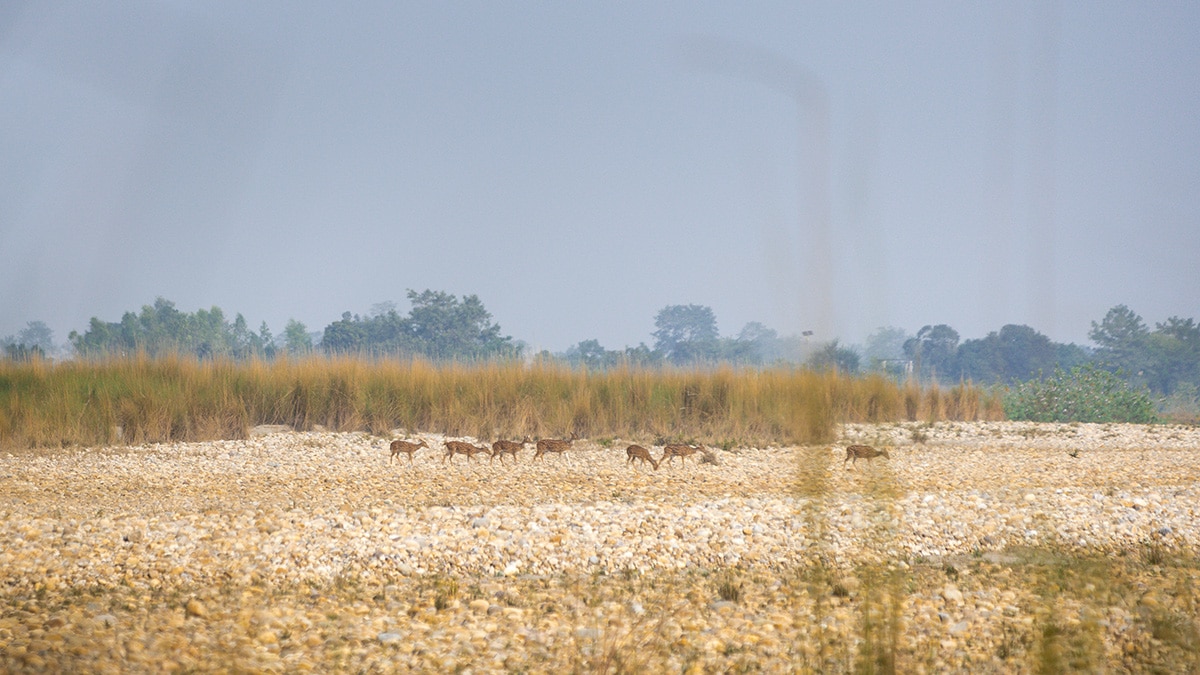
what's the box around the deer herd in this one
[390,434,891,471]
[388,432,711,470]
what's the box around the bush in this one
[1003,365,1156,423]
[1158,382,1200,423]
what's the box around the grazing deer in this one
[389,438,429,464]
[491,437,531,464]
[534,432,579,460]
[626,444,659,470]
[662,443,703,465]
[444,440,488,463]
[844,444,889,467]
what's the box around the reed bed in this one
[0,356,1003,450]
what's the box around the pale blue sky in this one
[2,1,1198,352]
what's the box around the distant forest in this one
[4,292,1198,410]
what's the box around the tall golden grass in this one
[0,355,1003,450]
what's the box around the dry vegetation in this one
[0,355,1002,452]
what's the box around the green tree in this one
[69,317,120,356]
[904,324,960,381]
[257,321,276,359]
[319,290,517,360]
[567,339,619,370]
[363,307,413,354]
[1088,304,1149,376]
[68,298,276,359]
[622,343,660,367]
[118,312,142,352]
[4,321,54,360]
[3,342,44,361]
[728,321,779,364]
[192,306,231,359]
[806,340,860,373]
[652,304,720,365]
[957,324,1058,384]
[283,319,313,355]
[1143,317,1200,394]
[405,289,516,360]
[864,326,909,364]
[321,312,369,353]
[142,298,190,354]
[863,326,912,376]
[17,321,54,353]
[1055,342,1091,371]
[955,337,1001,382]
[230,313,254,358]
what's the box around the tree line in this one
[5,296,1198,405]
[35,291,514,363]
[895,305,1200,399]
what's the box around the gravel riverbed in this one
[2,421,1199,672]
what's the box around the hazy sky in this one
[3,1,1198,353]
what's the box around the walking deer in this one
[490,437,531,464]
[534,432,579,460]
[444,440,488,463]
[389,438,429,464]
[844,444,889,467]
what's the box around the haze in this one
[3,1,1198,354]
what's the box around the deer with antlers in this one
[534,432,579,460]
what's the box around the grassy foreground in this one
[0,356,1002,450]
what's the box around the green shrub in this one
[1003,365,1156,423]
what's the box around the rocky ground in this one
[2,421,1199,672]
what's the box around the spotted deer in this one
[844,444,889,467]
[490,437,531,464]
[534,432,579,460]
[626,444,659,470]
[389,438,428,464]
[444,440,488,463]
[662,443,703,465]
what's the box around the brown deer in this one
[534,432,579,460]
[490,437,531,464]
[444,440,488,463]
[844,444,889,467]
[662,443,703,465]
[626,444,659,470]
[389,438,429,464]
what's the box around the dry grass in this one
[0,356,1002,451]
